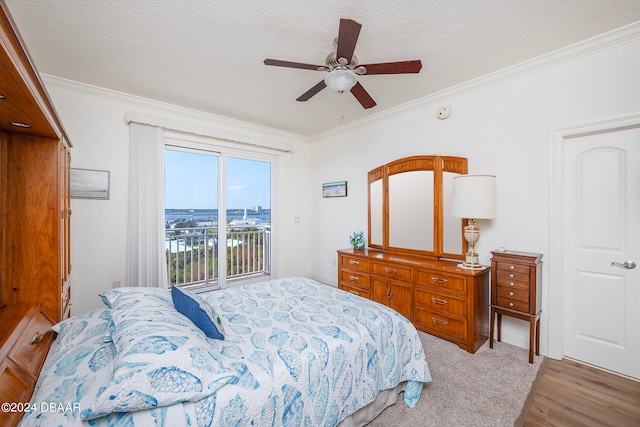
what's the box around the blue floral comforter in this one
[20,277,431,426]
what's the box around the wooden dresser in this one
[0,1,72,323]
[338,248,490,353]
[489,250,542,363]
[0,4,70,424]
[0,305,56,426]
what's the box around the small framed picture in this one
[71,168,110,199]
[322,181,347,198]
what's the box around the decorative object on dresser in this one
[490,250,543,363]
[0,305,56,427]
[0,2,72,324]
[450,174,496,270]
[349,230,366,249]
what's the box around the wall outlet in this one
[112,280,121,288]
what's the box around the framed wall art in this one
[322,181,347,198]
[70,168,110,199]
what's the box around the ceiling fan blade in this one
[336,19,362,63]
[264,58,324,71]
[296,80,327,102]
[359,60,423,75]
[350,82,376,109]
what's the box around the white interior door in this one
[563,126,640,379]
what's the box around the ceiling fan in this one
[264,18,422,109]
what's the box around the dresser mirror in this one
[368,155,468,259]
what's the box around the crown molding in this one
[311,20,640,141]
[41,74,310,146]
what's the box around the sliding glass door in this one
[165,145,273,290]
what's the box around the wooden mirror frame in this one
[368,155,468,259]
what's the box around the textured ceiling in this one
[5,0,640,137]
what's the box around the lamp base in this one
[457,262,488,270]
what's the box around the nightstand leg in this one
[529,318,535,364]
[490,307,495,348]
[535,317,540,356]
[496,313,502,342]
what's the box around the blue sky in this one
[165,150,270,209]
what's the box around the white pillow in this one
[83,289,236,420]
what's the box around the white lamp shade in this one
[324,69,357,93]
[451,175,496,219]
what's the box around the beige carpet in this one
[368,331,545,426]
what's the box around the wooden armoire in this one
[0,2,71,323]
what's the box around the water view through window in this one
[165,148,272,288]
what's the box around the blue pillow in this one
[171,285,225,340]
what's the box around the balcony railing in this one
[165,225,271,288]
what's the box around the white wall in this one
[44,23,640,355]
[309,29,640,353]
[44,79,314,315]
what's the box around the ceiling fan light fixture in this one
[324,69,357,93]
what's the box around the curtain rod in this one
[124,111,294,153]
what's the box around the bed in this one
[19,277,431,426]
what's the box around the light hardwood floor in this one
[522,358,640,426]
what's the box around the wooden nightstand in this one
[489,250,542,363]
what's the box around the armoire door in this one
[563,125,640,379]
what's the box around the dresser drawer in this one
[414,308,467,342]
[340,270,370,290]
[7,311,55,382]
[496,285,529,303]
[415,287,466,317]
[496,296,529,312]
[371,261,413,281]
[415,270,467,295]
[340,255,370,273]
[0,362,33,427]
[340,283,370,299]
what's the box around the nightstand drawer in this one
[496,268,529,284]
[496,262,530,275]
[415,270,466,295]
[340,270,370,290]
[340,255,370,273]
[496,285,529,303]
[415,287,466,317]
[371,262,413,281]
[495,274,529,290]
[496,296,529,312]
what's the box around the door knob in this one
[611,260,637,269]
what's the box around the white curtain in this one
[126,123,168,288]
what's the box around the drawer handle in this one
[509,282,514,287]
[30,331,44,345]
[349,275,359,281]
[431,277,449,284]
[431,297,448,305]
[349,260,360,265]
[510,265,515,270]
[384,268,397,274]
[509,291,514,296]
[509,302,514,307]
[387,289,393,299]
[348,290,360,296]
[509,273,514,278]
[431,317,448,326]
